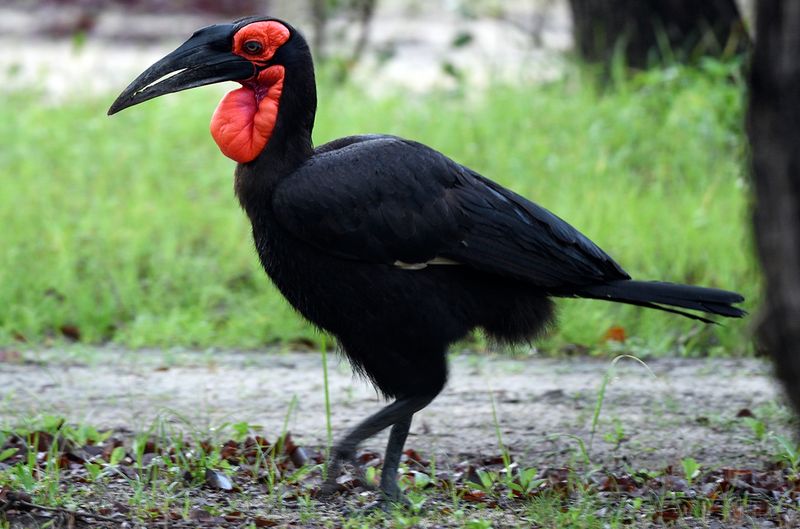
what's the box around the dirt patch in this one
[0,348,790,470]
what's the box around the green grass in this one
[1,408,797,528]
[0,59,756,353]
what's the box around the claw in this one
[317,479,340,499]
[318,448,376,499]
[363,492,411,513]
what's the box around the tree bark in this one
[310,0,329,60]
[568,0,750,68]
[749,2,800,417]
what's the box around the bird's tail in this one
[572,280,746,323]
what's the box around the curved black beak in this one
[108,23,255,115]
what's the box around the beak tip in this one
[107,97,129,116]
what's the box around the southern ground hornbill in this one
[109,17,745,500]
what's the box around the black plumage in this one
[109,16,745,501]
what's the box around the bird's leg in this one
[379,415,413,501]
[320,395,432,499]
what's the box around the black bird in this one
[109,17,745,500]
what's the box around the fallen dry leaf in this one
[603,325,626,342]
[462,490,487,502]
[59,324,81,341]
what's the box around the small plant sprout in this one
[108,445,126,466]
[364,465,378,487]
[590,354,656,452]
[771,434,800,478]
[410,470,432,489]
[474,469,498,494]
[547,433,591,467]
[0,447,17,463]
[231,421,260,442]
[487,384,515,488]
[743,416,768,442]
[405,489,427,513]
[84,462,103,481]
[320,334,333,480]
[465,519,493,529]
[508,467,544,497]
[603,418,627,447]
[681,457,701,485]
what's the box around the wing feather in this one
[272,135,629,289]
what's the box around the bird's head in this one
[109,17,314,164]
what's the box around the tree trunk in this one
[568,0,750,68]
[310,0,329,60]
[749,2,800,417]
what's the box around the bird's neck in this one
[233,53,317,223]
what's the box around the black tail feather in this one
[573,280,746,321]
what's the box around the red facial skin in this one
[210,21,290,163]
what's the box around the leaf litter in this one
[0,422,799,528]
[0,351,796,527]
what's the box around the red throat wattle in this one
[210,66,285,163]
[209,21,290,163]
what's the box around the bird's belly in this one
[254,229,476,344]
[253,223,553,355]
[252,225,554,397]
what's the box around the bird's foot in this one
[379,480,408,506]
[317,479,340,499]
[356,485,412,513]
[360,497,407,513]
[336,486,409,515]
[317,448,375,499]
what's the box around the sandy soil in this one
[0,348,790,471]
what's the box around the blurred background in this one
[0,0,575,98]
[0,0,756,356]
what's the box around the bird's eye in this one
[243,40,264,55]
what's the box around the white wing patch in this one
[393,257,461,270]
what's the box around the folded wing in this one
[273,135,630,290]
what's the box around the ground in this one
[0,348,786,468]
[0,2,777,527]
[1,348,795,528]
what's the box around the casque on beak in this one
[108,23,255,115]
